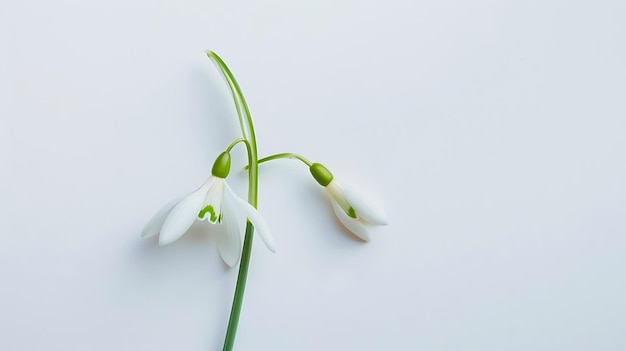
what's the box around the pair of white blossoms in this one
[141,152,388,267]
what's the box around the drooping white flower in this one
[141,152,275,267]
[310,163,388,241]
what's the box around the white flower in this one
[141,175,275,267]
[309,162,387,240]
[325,180,388,241]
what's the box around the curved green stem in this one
[258,153,312,166]
[207,51,258,205]
[207,51,259,351]
[225,138,250,153]
[243,152,312,170]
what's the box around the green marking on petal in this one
[348,207,357,218]
[199,205,219,222]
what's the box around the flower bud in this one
[309,163,334,187]
[212,151,231,178]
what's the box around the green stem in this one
[243,152,312,170]
[225,138,250,153]
[206,51,258,351]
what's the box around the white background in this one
[1,1,625,350]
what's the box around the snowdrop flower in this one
[142,151,275,267]
[309,163,388,241]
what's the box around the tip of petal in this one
[375,214,389,226]
[358,233,372,242]
[158,235,176,246]
[350,225,372,241]
[220,254,239,268]
[141,225,159,238]
[266,242,276,254]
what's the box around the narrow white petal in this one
[158,184,209,246]
[216,194,243,267]
[330,196,372,241]
[225,183,276,253]
[342,184,388,226]
[141,196,184,238]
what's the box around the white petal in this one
[141,196,184,238]
[330,196,372,241]
[216,194,243,267]
[200,178,225,223]
[342,184,388,226]
[158,184,210,246]
[225,183,276,253]
[326,181,352,214]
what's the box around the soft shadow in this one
[127,221,233,271]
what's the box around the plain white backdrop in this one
[1,1,625,350]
